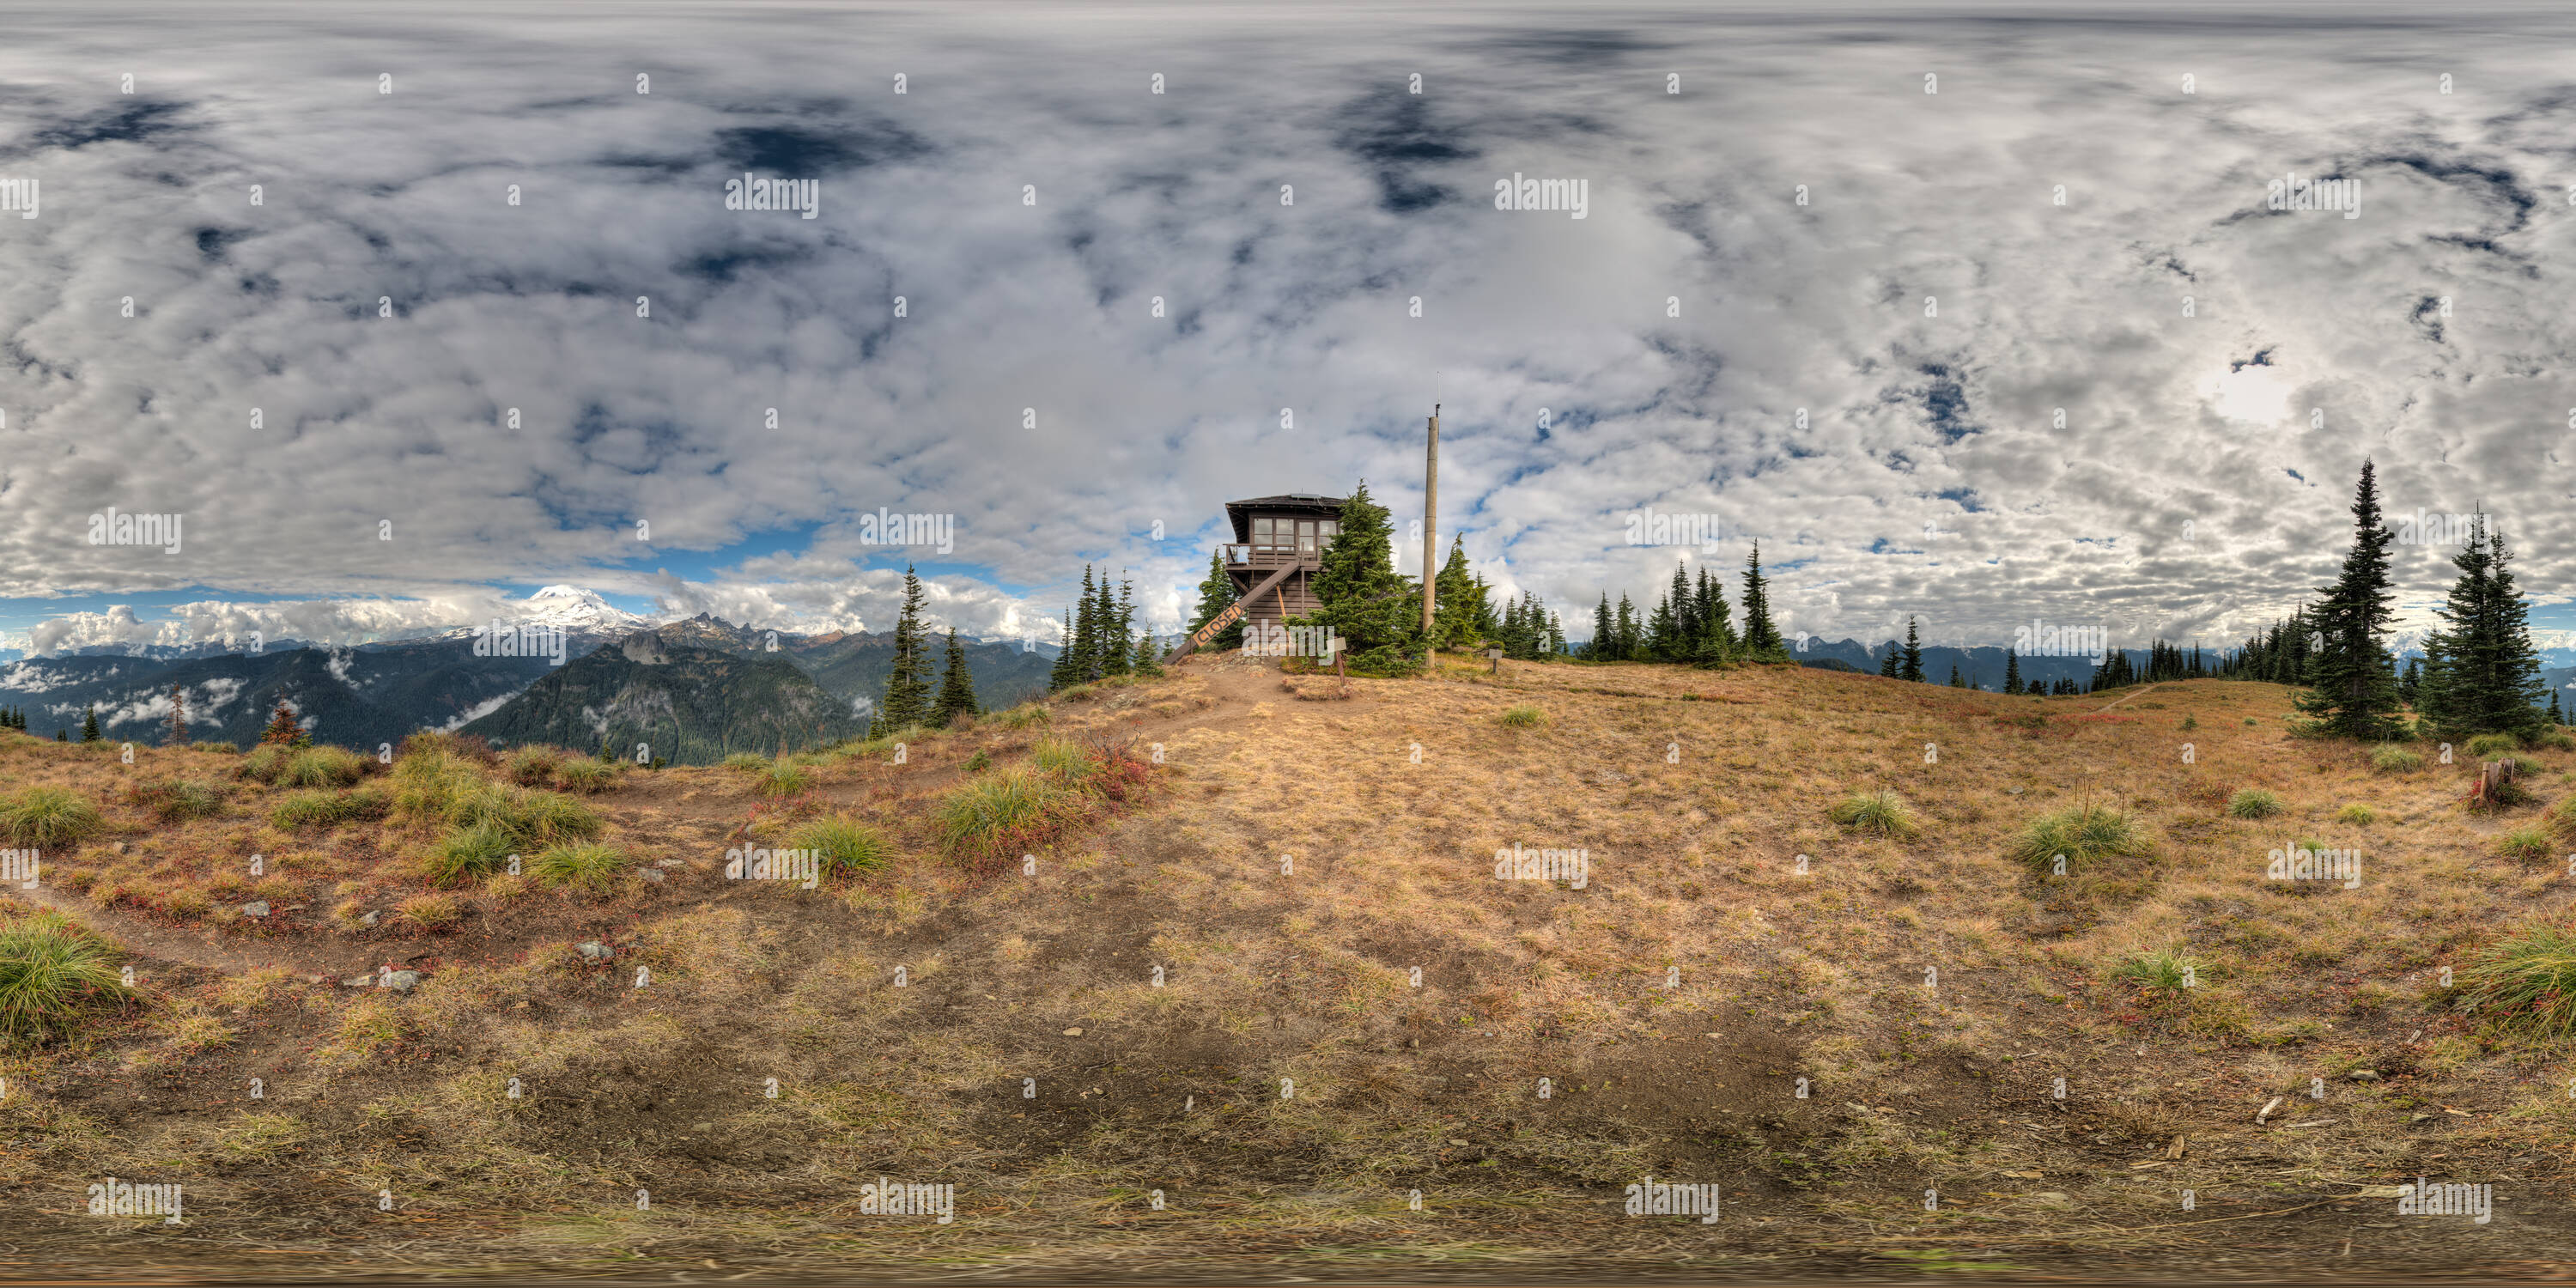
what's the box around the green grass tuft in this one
[551,759,619,794]
[2370,745,2424,774]
[270,787,390,829]
[2500,826,2554,862]
[2336,804,2378,825]
[2458,925,2576,1039]
[2226,788,2284,819]
[1827,789,1918,839]
[0,787,105,848]
[530,842,632,894]
[279,746,366,789]
[2466,732,2526,758]
[721,752,770,773]
[935,769,1080,868]
[0,909,132,1045]
[999,703,1051,730]
[751,762,811,799]
[2010,804,2152,874]
[788,815,900,878]
[1498,705,1545,729]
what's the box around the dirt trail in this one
[2095,681,2162,712]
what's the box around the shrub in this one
[2336,804,2378,825]
[397,894,463,932]
[999,704,1051,730]
[2371,746,2424,774]
[420,822,514,886]
[127,779,224,823]
[0,909,132,1045]
[2457,926,2576,1038]
[2180,715,2197,731]
[963,750,992,772]
[2548,798,2576,846]
[2226,788,2285,819]
[279,746,366,789]
[196,742,239,755]
[1498,705,1545,729]
[2500,827,2553,862]
[789,815,899,879]
[2467,732,2525,758]
[507,745,562,787]
[935,769,1080,869]
[2536,728,2576,752]
[551,759,618,794]
[530,842,632,894]
[239,744,290,784]
[442,785,601,845]
[1827,789,1918,839]
[0,787,104,848]
[752,762,811,799]
[721,752,770,774]
[2010,804,2153,874]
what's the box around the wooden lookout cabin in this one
[1168,493,1346,661]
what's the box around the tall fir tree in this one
[1104,574,1134,677]
[1188,550,1244,653]
[2416,512,2548,741]
[1308,482,1415,652]
[2003,648,2022,695]
[931,628,980,727]
[1738,543,1787,659]
[878,563,936,730]
[1048,605,1079,690]
[1899,617,1924,683]
[2400,657,2421,707]
[81,705,100,741]
[2292,460,2406,740]
[167,683,188,747]
[1430,535,1487,649]
[1879,642,1901,678]
[1591,594,1614,659]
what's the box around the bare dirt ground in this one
[4,658,2575,1283]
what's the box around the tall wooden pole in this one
[1420,404,1439,639]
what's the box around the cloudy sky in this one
[3,1,2570,657]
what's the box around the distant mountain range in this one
[0,589,1059,760]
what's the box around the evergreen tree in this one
[2417,512,2548,741]
[1104,575,1135,677]
[1879,643,1900,678]
[2400,657,2421,707]
[1132,625,1163,677]
[1899,617,1924,683]
[2003,648,2022,695]
[932,628,980,727]
[260,702,305,747]
[1738,543,1788,659]
[878,564,936,729]
[81,705,100,742]
[2292,461,2405,740]
[1188,551,1244,653]
[1614,593,1639,659]
[166,684,188,747]
[1430,535,1484,648]
[1308,481,1415,652]
[55,727,67,742]
[2551,689,2563,726]
[1590,594,1614,659]
[1947,663,1965,689]
[1546,611,1565,656]
[1091,569,1121,679]
[1048,605,1078,690]
[1069,566,1099,677]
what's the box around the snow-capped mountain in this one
[501,586,653,635]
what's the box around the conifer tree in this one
[2551,690,2563,726]
[1590,594,1613,659]
[2416,512,2547,741]
[2003,648,2021,695]
[1738,543,1788,659]
[1104,574,1134,677]
[1048,605,1078,690]
[1188,551,1244,653]
[932,628,980,727]
[81,705,100,742]
[1309,482,1414,652]
[878,564,936,730]
[1899,617,1924,683]
[1546,611,1565,655]
[54,726,67,742]
[1132,625,1163,677]
[1879,643,1900,678]
[260,702,303,746]
[166,684,188,748]
[2292,461,2406,739]
[1614,594,1638,660]
[2400,657,2421,707]
[1089,568,1119,680]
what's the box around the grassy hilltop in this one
[5,653,2576,1279]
